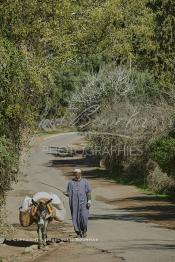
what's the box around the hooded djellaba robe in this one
[66,178,91,234]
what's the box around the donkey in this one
[31,198,53,248]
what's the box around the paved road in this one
[7,133,175,262]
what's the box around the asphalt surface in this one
[6,133,175,262]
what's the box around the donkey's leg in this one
[37,224,43,248]
[42,220,48,246]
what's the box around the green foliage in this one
[148,0,175,87]
[0,0,174,196]
[71,0,155,71]
[0,36,53,147]
[150,137,175,177]
[0,136,18,193]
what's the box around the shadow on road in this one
[47,156,101,180]
[89,213,148,222]
[4,239,37,247]
[90,197,175,229]
[114,242,175,251]
[115,203,175,225]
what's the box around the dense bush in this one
[0,137,18,194]
[147,166,175,194]
[150,137,175,177]
[70,65,175,162]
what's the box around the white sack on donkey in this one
[32,192,66,221]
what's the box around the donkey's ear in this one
[32,199,38,206]
[46,198,53,205]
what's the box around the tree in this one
[147,0,175,87]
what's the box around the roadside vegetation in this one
[69,0,175,195]
[0,0,174,209]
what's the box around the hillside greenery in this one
[0,0,174,195]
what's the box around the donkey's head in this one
[32,199,52,225]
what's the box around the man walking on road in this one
[65,168,92,237]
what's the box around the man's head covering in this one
[73,168,82,174]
